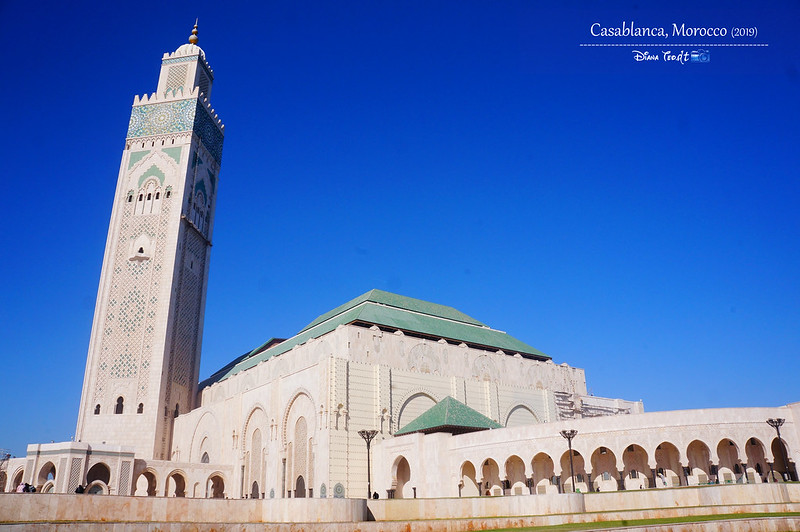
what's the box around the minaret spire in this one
[189,20,199,44]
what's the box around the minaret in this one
[76,24,224,460]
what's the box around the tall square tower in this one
[75,25,224,460]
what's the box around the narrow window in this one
[602,472,611,481]
[201,452,209,464]
[115,397,124,414]
[127,195,133,203]
[166,190,171,198]
[138,194,143,201]
[94,404,100,415]
[138,247,144,254]
[155,192,160,199]
[146,193,152,200]
[137,403,144,414]
[174,404,180,418]
[630,469,638,479]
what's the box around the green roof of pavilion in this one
[200,289,549,388]
[395,396,503,436]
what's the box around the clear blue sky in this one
[1,1,798,458]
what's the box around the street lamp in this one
[358,429,379,499]
[560,429,578,493]
[767,418,790,481]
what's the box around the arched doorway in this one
[295,476,306,498]
[590,447,618,492]
[686,440,712,485]
[86,462,111,493]
[745,437,768,483]
[481,459,501,496]
[716,439,741,483]
[504,455,527,495]
[36,461,56,491]
[135,471,157,496]
[166,471,186,497]
[208,475,224,498]
[459,461,479,497]
[560,450,588,493]
[393,456,411,498]
[654,442,682,487]
[622,444,649,490]
[771,437,796,481]
[531,453,555,494]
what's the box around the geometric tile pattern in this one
[127,100,223,164]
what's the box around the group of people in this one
[15,482,36,493]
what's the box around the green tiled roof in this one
[200,289,550,388]
[395,396,503,436]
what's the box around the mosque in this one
[1,27,797,505]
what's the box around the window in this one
[155,192,160,199]
[734,464,741,474]
[115,397,124,414]
[201,452,209,464]
[138,247,144,254]
[630,469,638,478]
[166,190,171,198]
[127,195,133,203]
[756,463,763,474]
[137,403,143,414]
[602,472,611,481]
[146,193,152,200]
[138,194,143,201]
[174,404,180,418]
[94,404,100,415]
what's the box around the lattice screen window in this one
[197,72,210,97]
[119,461,131,495]
[166,65,187,94]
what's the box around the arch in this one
[716,438,741,484]
[190,410,222,464]
[481,458,502,496]
[654,442,682,487]
[745,437,768,483]
[532,452,555,494]
[115,396,124,414]
[397,392,437,432]
[295,475,306,498]
[281,390,316,445]
[622,444,649,489]
[135,469,157,496]
[251,481,260,499]
[504,404,540,428]
[41,480,55,493]
[36,461,56,487]
[392,456,411,498]
[87,462,111,485]
[208,474,225,498]
[687,440,712,485]
[504,455,527,495]
[459,461,479,497]
[771,437,795,481]
[166,470,187,497]
[11,469,24,491]
[560,450,588,493]
[590,447,619,492]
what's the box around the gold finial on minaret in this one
[189,19,199,44]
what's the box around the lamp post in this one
[358,429,379,499]
[767,418,789,481]
[560,429,578,493]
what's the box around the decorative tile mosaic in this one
[127,100,223,163]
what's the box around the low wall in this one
[0,494,366,524]
[1,483,799,530]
